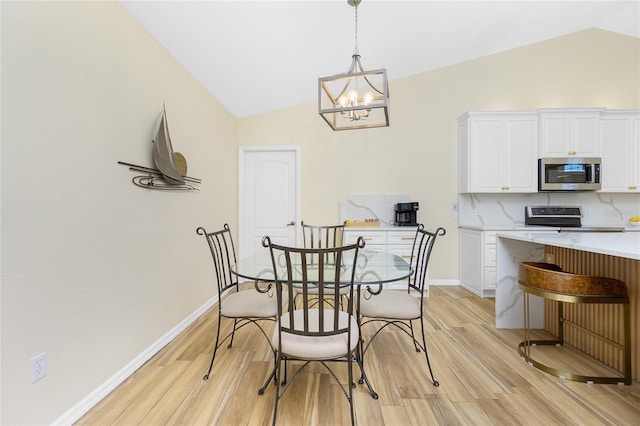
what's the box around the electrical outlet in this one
[31,352,47,383]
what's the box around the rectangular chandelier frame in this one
[318,67,389,131]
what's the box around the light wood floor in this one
[77,286,640,425]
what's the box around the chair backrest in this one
[301,221,345,265]
[263,235,364,339]
[407,224,446,295]
[197,224,238,296]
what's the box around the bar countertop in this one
[495,231,640,260]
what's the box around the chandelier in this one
[318,0,389,131]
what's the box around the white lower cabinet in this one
[459,228,496,298]
[343,228,425,293]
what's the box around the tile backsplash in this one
[339,194,415,226]
[458,192,640,228]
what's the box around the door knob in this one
[286,221,295,226]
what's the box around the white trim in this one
[52,295,219,426]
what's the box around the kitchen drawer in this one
[484,267,497,290]
[484,232,497,244]
[388,245,413,262]
[387,231,417,245]
[484,244,497,266]
[344,231,386,246]
[484,231,497,267]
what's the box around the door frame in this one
[238,145,301,259]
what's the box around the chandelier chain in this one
[354,3,359,55]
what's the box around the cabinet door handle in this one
[401,237,414,240]
[629,185,638,190]
[286,221,295,226]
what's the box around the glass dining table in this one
[231,248,413,399]
[231,248,413,286]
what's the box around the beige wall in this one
[1,2,237,424]
[1,1,639,423]
[238,28,640,281]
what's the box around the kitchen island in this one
[495,230,640,381]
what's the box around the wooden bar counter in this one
[495,231,640,382]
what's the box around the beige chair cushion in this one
[359,290,421,320]
[221,289,288,318]
[272,309,359,359]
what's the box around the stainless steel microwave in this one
[538,157,601,191]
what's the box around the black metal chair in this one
[358,224,446,397]
[197,224,286,381]
[259,235,365,426]
[298,221,347,307]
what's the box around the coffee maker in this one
[394,202,419,226]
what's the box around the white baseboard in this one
[52,295,219,426]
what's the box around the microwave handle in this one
[586,163,598,183]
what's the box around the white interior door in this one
[239,147,300,259]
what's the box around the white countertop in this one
[495,231,640,260]
[459,224,640,232]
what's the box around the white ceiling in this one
[119,1,640,119]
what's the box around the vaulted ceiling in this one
[119,1,640,119]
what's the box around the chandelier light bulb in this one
[348,90,358,104]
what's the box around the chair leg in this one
[203,313,223,380]
[347,351,356,425]
[409,321,421,353]
[272,353,283,426]
[228,318,239,348]
[258,347,278,395]
[282,358,288,385]
[419,317,439,387]
[356,330,379,399]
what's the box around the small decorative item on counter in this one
[629,216,640,227]
[344,219,381,227]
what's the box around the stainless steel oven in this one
[538,157,601,191]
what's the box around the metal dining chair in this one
[197,224,286,381]
[298,221,347,308]
[259,235,365,426]
[358,224,446,398]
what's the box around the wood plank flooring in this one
[76,286,640,425]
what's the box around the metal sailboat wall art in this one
[118,104,201,191]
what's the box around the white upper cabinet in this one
[599,110,640,193]
[539,108,604,157]
[458,112,538,193]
